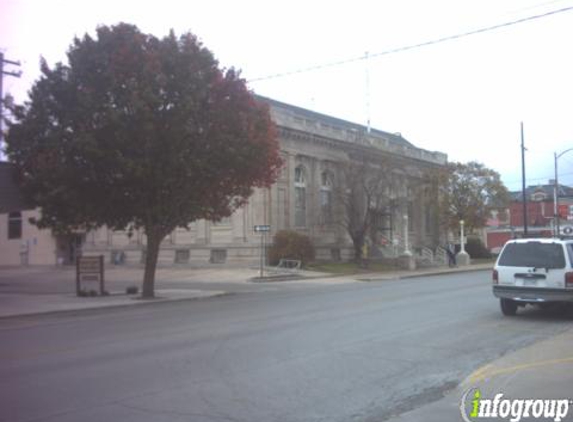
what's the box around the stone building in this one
[0,97,447,267]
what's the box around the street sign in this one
[76,255,105,296]
[253,225,271,278]
[254,225,271,233]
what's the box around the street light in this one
[554,148,573,236]
[459,220,466,254]
[456,219,470,266]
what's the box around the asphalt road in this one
[1,271,572,422]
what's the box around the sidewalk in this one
[0,262,492,319]
[355,262,493,282]
[0,289,227,318]
[387,327,573,421]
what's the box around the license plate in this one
[523,279,537,287]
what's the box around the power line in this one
[504,171,573,187]
[248,5,573,83]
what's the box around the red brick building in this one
[486,182,573,252]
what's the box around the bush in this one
[126,286,139,295]
[465,236,491,259]
[268,230,315,267]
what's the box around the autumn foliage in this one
[434,161,510,233]
[6,24,283,297]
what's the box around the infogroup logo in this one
[460,389,572,422]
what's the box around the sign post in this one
[76,255,105,296]
[254,225,271,278]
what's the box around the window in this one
[213,217,232,227]
[295,166,306,184]
[407,201,414,224]
[320,171,333,225]
[210,249,227,264]
[8,212,22,240]
[498,242,565,269]
[531,192,546,202]
[294,166,307,227]
[175,249,190,263]
[424,188,433,234]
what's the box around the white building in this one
[0,97,447,267]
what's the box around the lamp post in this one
[554,148,573,236]
[459,220,466,254]
[456,219,470,266]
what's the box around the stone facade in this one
[0,97,447,267]
[80,97,447,266]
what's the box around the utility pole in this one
[0,52,22,154]
[364,51,371,134]
[554,148,573,236]
[521,122,528,237]
[554,151,559,237]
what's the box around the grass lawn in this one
[307,257,495,275]
[306,261,400,275]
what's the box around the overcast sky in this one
[2,0,573,191]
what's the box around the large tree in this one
[436,161,509,233]
[6,24,283,297]
[336,155,404,261]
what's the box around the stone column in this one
[399,214,416,270]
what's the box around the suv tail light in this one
[566,272,573,288]
[493,269,499,284]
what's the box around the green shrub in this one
[268,230,315,267]
[466,236,491,259]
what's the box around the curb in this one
[249,274,304,282]
[248,265,493,283]
[0,291,232,321]
[357,265,493,282]
[399,265,493,279]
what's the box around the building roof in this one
[0,162,32,213]
[510,183,573,201]
[258,95,415,148]
[257,95,447,167]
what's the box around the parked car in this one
[492,237,573,316]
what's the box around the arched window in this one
[294,166,307,227]
[8,211,22,240]
[320,171,333,224]
[295,166,306,184]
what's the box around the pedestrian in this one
[446,242,457,267]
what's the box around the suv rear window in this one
[498,242,565,269]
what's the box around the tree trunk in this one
[142,228,161,299]
[352,233,364,263]
[354,245,361,263]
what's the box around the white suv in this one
[492,237,573,316]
